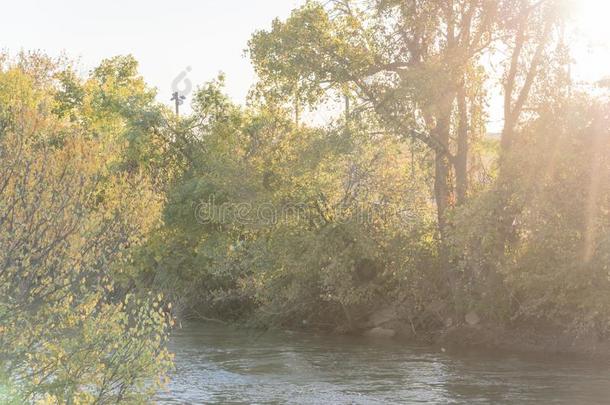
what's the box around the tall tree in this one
[249,0,497,281]
[499,0,562,153]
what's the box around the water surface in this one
[157,321,610,404]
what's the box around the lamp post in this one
[171,91,186,116]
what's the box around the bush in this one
[0,55,172,404]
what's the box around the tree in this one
[453,95,610,329]
[499,0,563,153]
[248,0,503,291]
[0,54,172,404]
[144,76,438,330]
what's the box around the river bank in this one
[183,309,610,360]
[353,309,610,359]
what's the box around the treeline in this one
[1,0,609,402]
[150,0,609,338]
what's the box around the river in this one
[156,321,610,404]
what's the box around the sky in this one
[0,0,305,113]
[1,0,608,125]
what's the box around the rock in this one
[363,327,396,339]
[465,311,480,326]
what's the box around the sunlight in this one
[574,0,610,42]
[570,0,610,84]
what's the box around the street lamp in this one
[171,91,186,116]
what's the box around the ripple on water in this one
[156,322,610,404]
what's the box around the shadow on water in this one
[156,321,610,404]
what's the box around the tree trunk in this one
[434,154,451,239]
[455,84,469,205]
[432,107,456,295]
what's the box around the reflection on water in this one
[157,322,610,404]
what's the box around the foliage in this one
[147,0,610,343]
[0,54,172,403]
[135,1,610,344]
[143,79,440,329]
[2,1,610,396]
[452,96,610,333]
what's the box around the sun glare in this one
[570,0,610,84]
[574,0,610,41]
